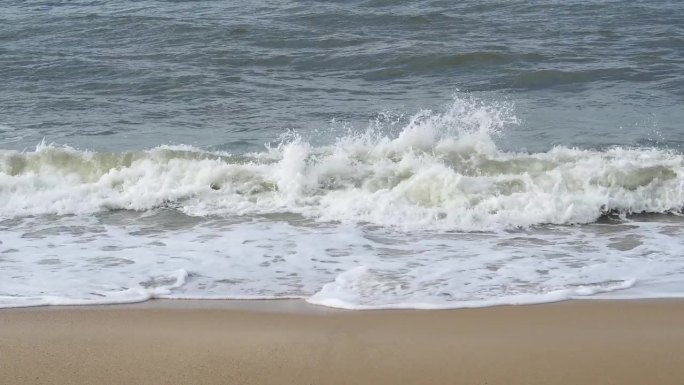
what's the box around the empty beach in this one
[2,299,684,385]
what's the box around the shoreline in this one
[2,299,684,384]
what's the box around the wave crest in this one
[1,97,682,230]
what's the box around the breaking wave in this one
[1,96,682,231]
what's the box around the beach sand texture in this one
[2,300,684,385]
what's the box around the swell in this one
[361,51,546,81]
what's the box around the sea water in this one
[1,1,684,309]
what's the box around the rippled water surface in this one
[2,0,683,151]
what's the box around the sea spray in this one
[1,96,682,230]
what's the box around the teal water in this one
[1,1,683,152]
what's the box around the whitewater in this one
[1,97,684,309]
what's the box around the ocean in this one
[1,0,684,309]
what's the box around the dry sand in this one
[2,299,684,385]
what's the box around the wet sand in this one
[1,299,684,385]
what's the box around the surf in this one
[0,96,682,231]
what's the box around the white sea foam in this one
[306,266,637,310]
[1,97,682,230]
[1,96,684,309]
[2,213,683,310]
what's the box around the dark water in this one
[2,0,683,152]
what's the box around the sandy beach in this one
[1,300,683,385]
